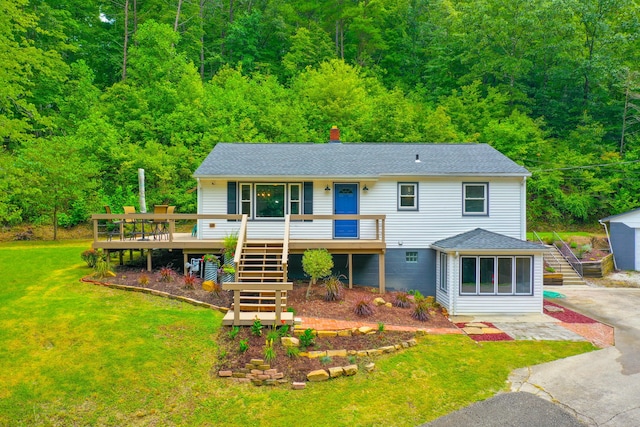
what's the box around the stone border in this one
[80,276,229,313]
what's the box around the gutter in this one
[599,220,617,270]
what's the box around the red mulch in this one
[544,300,597,324]
[454,322,514,342]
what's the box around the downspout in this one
[196,177,202,239]
[521,176,527,240]
[599,220,617,270]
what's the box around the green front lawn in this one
[0,241,594,426]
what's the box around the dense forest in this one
[2,0,640,236]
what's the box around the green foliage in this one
[263,338,276,363]
[285,346,300,359]
[299,329,315,348]
[266,328,280,342]
[222,232,238,257]
[93,258,112,279]
[277,324,290,337]
[239,339,249,353]
[228,326,240,340]
[251,318,263,337]
[302,248,333,299]
[319,355,332,365]
[378,322,385,332]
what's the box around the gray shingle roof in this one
[431,228,545,251]
[193,143,530,178]
[601,207,640,222]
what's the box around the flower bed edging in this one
[80,276,229,314]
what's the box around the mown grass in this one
[0,241,595,426]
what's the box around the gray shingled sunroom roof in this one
[431,228,545,252]
[193,143,530,178]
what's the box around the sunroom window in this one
[460,256,532,295]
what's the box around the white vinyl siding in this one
[452,254,543,314]
[199,177,525,246]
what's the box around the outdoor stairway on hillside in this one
[223,240,293,326]
[543,245,586,286]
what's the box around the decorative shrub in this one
[377,322,385,332]
[81,249,101,268]
[277,324,290,337]
[323,275,344,301]
[159,266,174,282]
[251,317,263,337]
[285,346,300,359]
[353,300,374,317]
[299,328,315,348]
[239,339,249,353]
[93,258,113,279]
[222,232,239,258]
[302,248,333,299]
[319,355,332,365]
[228,326,240,339]
[411,301,430,321]
[183,274,197,289]
[137,273,150,286]
[392,292,412,308]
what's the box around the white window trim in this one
[462,182,488,216]
[459,255,532,296]
[289,183,301,216]
[398,182,418,211]
[440,252,448,293]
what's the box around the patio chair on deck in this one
[152,205,169,240]
[102,206,123,241]
[123,206,139,239]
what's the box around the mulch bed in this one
[543,300,598,324]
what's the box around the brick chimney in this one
[329,126,340,143]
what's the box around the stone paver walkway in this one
[298,316,462,334]
[493,321,586,342]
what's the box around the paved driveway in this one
[426,286,640,427]
[510,286,640,426]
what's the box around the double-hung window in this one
[460,255,532,295]
[463,183,488,215]
[398,183,418,210]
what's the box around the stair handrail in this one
[552,231,583,277]
[532,231,562,273]
[282,215,290,281]
[233,215,248,282]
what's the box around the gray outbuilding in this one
[601,208,640,271]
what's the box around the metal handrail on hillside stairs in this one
[533,231,562,274]
[552,231,584,277]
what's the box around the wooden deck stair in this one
[223,239,293,325]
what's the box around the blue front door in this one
[334,183,358,238]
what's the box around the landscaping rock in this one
[250,359,264,365]
[407,339,417,346]
[292,382,306,390]
[385,302,393,308]
[364,363,375,372]
[281,336,300,347]
[307,369,330,382]
[373,297,386,306]
[343,364,358,376]
[307,350,326,359]
[367,349,382,356]
[358,326,375,335]
[318,330,337,338]
[380,345,396,353]
[415,329,428,336]
[218,370,233,377]
[544,305,565,313]
[337,330,352,337]
[328,367,344,378]
[326,349,347,358]
[462,326,484,335]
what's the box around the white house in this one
[193,129,546,315]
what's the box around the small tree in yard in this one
[302,248,333,300]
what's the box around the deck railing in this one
[289,214,386,241]
[532,231,562,274]
[91,213,243,243]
